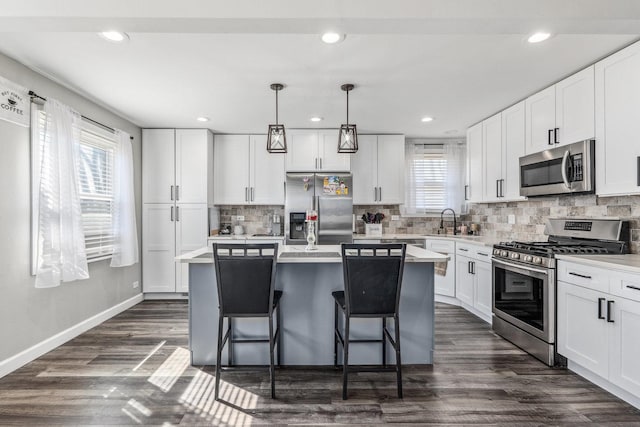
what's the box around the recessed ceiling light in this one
[321,32,344,44]
[310,116,323,122]
[421,116,434,123]
[527,32,551,43]
[196,117,210,122]
[99,31,129,43]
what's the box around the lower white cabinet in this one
[454,243,492,323]
[557,260,640,405]
[143,203,208,293]
[425,239,456,297]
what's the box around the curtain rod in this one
[28,90,134,140]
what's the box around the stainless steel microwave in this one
[519,140,595,197]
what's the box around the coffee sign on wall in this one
[0,75,29,127]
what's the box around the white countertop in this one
[556,254,640,275]
[177,244,450,264]
[208,234,285,240]
[353,233,498,247]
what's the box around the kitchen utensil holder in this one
[365,223,382,237]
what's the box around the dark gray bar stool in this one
[212,243,282,400]
[333,243,407,400]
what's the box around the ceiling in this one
[0,0,639,137]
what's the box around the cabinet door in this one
[250,135,285,204]
[285,131,318,171]
[595,42,640,196]
[142,204,176,292]
[318,130,351,171]
[351,135,378,204]
[377,135,405,204]
[473,260,493,319]
[501,101,526,200]
[555,66,595,146]
[142,129,175,203]
[525,86,556,154]
[466,123,483,202]
[455,255,474,306]
[426,240,455,297]
[213,135,250,204]
[176,129,210,204]
[175,204,208,293]
[557,281,609,378]
[482,113,503,202]
[609,297,640,396]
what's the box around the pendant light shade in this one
[338,83,358,153]
[267,83,287,153]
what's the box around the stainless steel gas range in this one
[492,218,628,366]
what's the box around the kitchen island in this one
[177,244,448,366]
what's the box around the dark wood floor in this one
[1,301,639,426]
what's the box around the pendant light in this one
[267,83,287,153]
[338,83,358,153]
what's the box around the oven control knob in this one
[533,257,543,265]
[500,250,508,257]
[493,248,501,256]
[523,255,533,263]
[510,252,520,260]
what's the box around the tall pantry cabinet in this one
[142,129,213,293]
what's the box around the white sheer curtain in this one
[444,141,467,214]
[35,99,89,288]
[110,129,139,267]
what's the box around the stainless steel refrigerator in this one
[285,173,353,245]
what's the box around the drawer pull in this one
[597,297,605,320]
[477,252,489,257]
[607,300,615,323]
[626,285,640,291]
[459,248,469,252]
[568,272,592,280]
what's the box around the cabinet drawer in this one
[609,271,640,303]
[557,261,609,293]
[473,247,492,261]
[456,243,475,256]
[425,239,455,253]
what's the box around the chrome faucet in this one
[439,208,457,235]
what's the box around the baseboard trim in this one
[0,293,144,379]
[143,292,188,300]
[568,361,640,410]
[435,294,461,306]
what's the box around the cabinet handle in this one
[374,187,378,201]
[378,187,382,201]
[315,158,318,169]
[478,252,489,257]
[459,248,469,252]
[320,158,323,169]
[251,187,254,201]
[500,179,504,197]
[568,272,592,280]
[548,129,553,145]
[554,128,559,144]
[468,260,472,274]
[171,185,174,201]
[637,157,640,186]
[626,285,640,291]
[176,206,180,221]
[597,297,605,320]
[607,300,615,323]
[464,184,469,201]
[245,187,248,202]
[176,185,180,201]
[170,206,174,222]
[496,179,500,198]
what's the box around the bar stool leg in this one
[228,318,233,366]
[394,315,403,399]
[342,318,350,400]
[276,303,282,367]
[215,314,224,401]
[269,313,276,399]
[334,302,339,367]
[382,317,387,367]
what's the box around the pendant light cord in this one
[275,89,279,125]
[346,90,349,126]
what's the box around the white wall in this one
[0,52,142,363]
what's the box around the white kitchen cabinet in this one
[609,297,640,397]
[425,238,456,297]
[352,134,404,204]
[286,130,350,172]
[214,135,285,205]
[501,101,526,200]
[455,244,492,323]
[455,254,474,306]
[482,112,503,202]
[466,123,483,203]
[142,128,213,294]
[473,256,492,316]
[595,41,640,196]
[525,67,595,154]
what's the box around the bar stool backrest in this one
[341,243,407,317]
[213,243,278,317]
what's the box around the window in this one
[32,108,117,263]
[403,140,466,215]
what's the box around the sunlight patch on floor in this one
[148,347,191,392]
[133,340,166,371]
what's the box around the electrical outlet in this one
[508,214,516,225]
[237,215,245,221]
[132,281,139,289]
[391,215,400,221]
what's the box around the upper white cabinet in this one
[286,130,350,172]
[466,123,483,203]
[214,134,285,205]
[595,41,640,196]
[525,66,595,154]
[143,129,213,205]
[501,101,526,200]
[482,112,503,202]
[352,134,405,205]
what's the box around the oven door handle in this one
[492,258,549,276]
[561,150,571,190]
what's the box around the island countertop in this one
[176,244,450,264]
